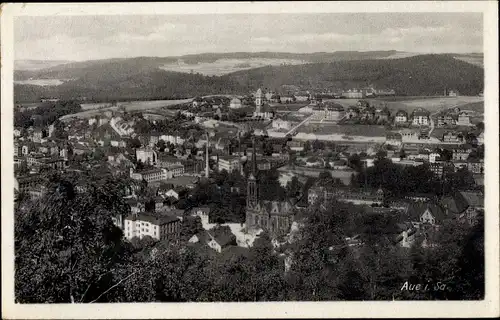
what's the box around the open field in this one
[270,103,309,112]
[278,165,356,185]
[160,58,307,76]
[373,96,484,113]
[61,99,192,120]
[14,79,72,86]
[298,123,387,137]
[81,99,192,111]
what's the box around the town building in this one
[456,112,472,126]
[437,114,456,127]
[342,89,365,99]
[386,132,403,147]
[129,168,170,183]
[124,212,180,242]
[442,131,463,143]
[218,155,241,173]
[272,118,293,131]
[411,108,430,126]
[311,102,345,121]
[229,97,243,109]
[136,147,157,165]
[346,106,360,119]
[452,147,472,161]
[440,191,484,225]
[467,159,484,174]
[308,185,384,206]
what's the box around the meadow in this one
[373,96,484,113]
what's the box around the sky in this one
[14,13,483,61]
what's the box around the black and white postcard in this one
[1,2,499,318]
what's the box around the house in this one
[360,107,376,121]
[437,114,456,127]
[394,110,408,124]
[452,147,471,161]
[190,206,211,224]
[477,132,484,145]
[356,100,370,109]
[393,222,417,248]
[217,155,241,173]
[386,132,403,147]
[467,159,484,174]
[136,147,157,165]
[429,162,446,178]
[189,227,237,254]
[376,109,390,123]
[229,98,243,109]
[456,112,472,126]
[168,164,185,177]
[346,106,360,119]
[411,108,430,126]
[123,212,180,242]
[287,140,304,152]
[257,159,272,171]
[272,118,293,131]
[442,131,463,143]
[441,191,484,225]
[407,203,447,228]
[280,96,294,104]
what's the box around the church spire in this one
[252,136,257,176]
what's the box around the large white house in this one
[229,97,243,109]
[411,108,430,126]
[124,212,180,241]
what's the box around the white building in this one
[411,108,430,126]
[229,97,243,109]
[123,213,180,241]
[218,155,241,173]
[136,147,157,165]
[129,168,170,183]
[456,112,472,126]
[394,110,408,124]
[272,119,293,131]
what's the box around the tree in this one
[156,140,166,152]
[15,173,130,303]
[180,216,203,242]
[129,138,142,150]
[286,176,303,199]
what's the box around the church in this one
[253,88,274,119]
[245,139,294,236]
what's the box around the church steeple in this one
[247,136,258,207]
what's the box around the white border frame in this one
[2,2,499,318]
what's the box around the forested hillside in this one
[14,54,483,103]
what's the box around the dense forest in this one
[15,167,484,303]
[14,54,483,103]
[14,100,82,128]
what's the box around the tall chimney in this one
[205,132,210,178]
[252,136,257,175]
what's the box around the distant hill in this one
[14,59,73,71]
[223,54,484,96]
[14,54,483,103]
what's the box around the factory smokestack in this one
[205,132,210,178]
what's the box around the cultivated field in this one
[62,99,192,120]
[374,96,484,113]
[160,58,307,76]
[298,123,387,137]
